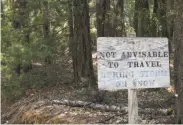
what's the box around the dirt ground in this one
[1,83,175,124]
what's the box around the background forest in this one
[1,0,183,124]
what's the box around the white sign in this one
[97,37,170,90]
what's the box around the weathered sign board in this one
[97,37,170,90]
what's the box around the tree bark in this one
[152,0,172,52]
[42,0,51,64]
[167,0,174,39]
[103,0,112,36]
[153,0,168,37]
[42,0,49,38]
[96,0,105,37]
[153,0,158,14]
[96,0,125,37]
[174,0,183,123]
[68,0,75,78]
[52,99,170,115]
[68,1,74,54]
[96,0,111,37]
[72,0,96,85]
[134,0,150,37]
[112,0,125,37]
[166,0,174,53]
[151,0,158,37]
[12,0,20,75]
[12,0,31,75]
[157,0,168,37]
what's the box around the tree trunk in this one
[118,0,125,36]
[43,0,49,38]
[153,0,168,37]
[103,0,112,36]
[12,0,30,75]
[68,0,75,77]
[112,0,125,37]
[12,0,21,30]
[134,0,138,36]
[96,0,105,37]
[134,0,150,37]
[174,0,183,123]
[96,0,125,37]
[151,0,158,37]
[1,0,4,19]
[152,0,172,52]
[157,0,168,37]
[153,0,158,14]
[42,0,51,64]
[96,0,111,37]
[68,1,74,54]
[167,0,174,53]
[72,0,96,85]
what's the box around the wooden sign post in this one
[128,89,138,123]
[127,31,138,124]
[97,36,170,124]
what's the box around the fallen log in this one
[52,99,127,112]
[52,99,171,115]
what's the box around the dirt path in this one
[2,84,175,124]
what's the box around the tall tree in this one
[152,0,172,52]
[111,0,125,36]
[68,0,75,75]
[134,0,150,37]
[167,0,174,39]
[96,0,125,37]
[152,0,168,37]
[12,0,31,75]
[151,0,158,37]
[42,0,51,64]
[96,0,105,37]
[96,0,111,37]
[174,0,183,123]
[68,1,73,53]
[42,0,49,39]
[72,0,95,85]
[157,0,168,37]
[153,0,158,14]
[166,0,174,53]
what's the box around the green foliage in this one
[124,0,135,29]
[1,0,69,101]
[1,67,24,102]
[167,108,173,115]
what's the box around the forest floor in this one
[1,52,176,124]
